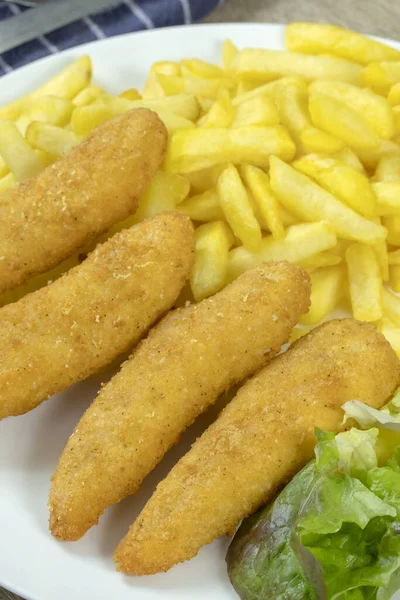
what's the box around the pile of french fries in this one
[3,23,400,352]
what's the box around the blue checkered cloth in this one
[0,0,223,75]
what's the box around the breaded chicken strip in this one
[0,108,167,294]
[0,212,194,419]
[114,319,400,575]
[49,261,311,541]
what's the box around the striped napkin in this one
[0,0,223,75]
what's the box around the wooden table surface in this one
[1,0,399,599]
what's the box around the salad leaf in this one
[227,422,400,600]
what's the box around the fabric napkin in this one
[0,0,223,75]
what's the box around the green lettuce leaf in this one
[227,424,400,600]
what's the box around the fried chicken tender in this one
[114,319,400,575]
[0,109,167,294]
[49,261,311,542]
[0,212,194,420]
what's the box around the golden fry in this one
[164,126,296,172]
[285,23,400,65]
[190,221,234,301]
[217,164,262,252]
[293,153,376,218]
[309,92,380,151]
[227,222,336,281]
[269,157,385,244]
[346,243,383,322]
[300,265,346,325]
[233,49,361,84]
[178,189,224,222]
[241,164,285,240]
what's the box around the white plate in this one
[1,22,400,600]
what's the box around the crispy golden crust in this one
[0,109,167,293]
[0,212,194,420]
[114,319,400,575]
[49,261,310,542]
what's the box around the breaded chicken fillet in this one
[0,212,194,419]
[114,319,400,575]
[0,108,167,293]
[49,261,311,541]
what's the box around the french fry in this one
[71,104,115,135]
[26,95,74,127]
[334,147,365,173]
[373,182,400,215]
[383,288,400,326]
[71,104,194,136]
[0,119,43,182]
[381,321,400,357]
[309,80,394,139]
[309,92,380,152]
[388,82,400,107]
[285,23,400,65]
[330,239,352,258]
[269,156,386,245]
[274,77,308,148]
[393,106,400,137]
[357,140,400,171]
[32,55,92,100]
[389,250,400,265]
[178,189,224,221]
[181,59,224,79]
[150,61,181,77]
[26,122,79,157]
[273,77,343,155]
[0,55,92,122]
[236,81,261,96]
[361,61,400,96]
[198,89,233,128]
[141,62,180,99]
[240,164,285,240]
[142,62,179,99]
[0,155,8,179]
[346,243,383,322]
[0,172,17,194]
[102,93,201,121]
[164,126,296,173]
[185,165,226,194]
[190,221,234,301]
[133,171,190,222]
[119,88,141,101]
[232,76,304,107]
[300,127,345,154]
[232,49,362,84]
[227,221,337,282]
[300,253,342,270]
[232,94,279,128]
[373,217,389,282]
[384,216,400,246]
[300,265,346,326]
[391,265,400,293]
[223,39,239,73]
[156,74,229,99]
[73,86,106,107]
[217,164,262,252]
[293,153,376,218]
[278,204,298,227]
